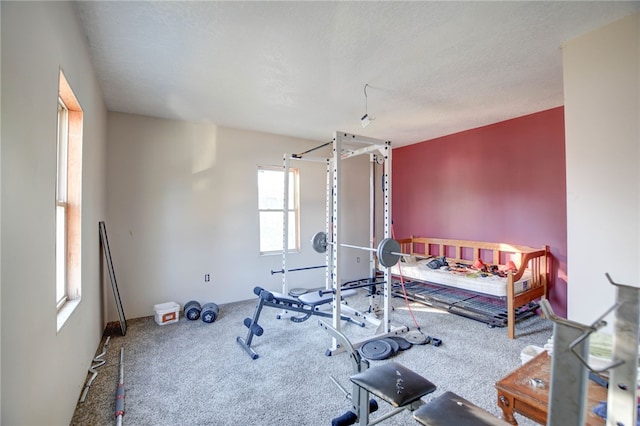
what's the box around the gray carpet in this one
[71,290,552,425]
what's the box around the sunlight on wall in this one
[190,124,218,233]
[191,124,218,175]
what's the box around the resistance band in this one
[391,224,423,332]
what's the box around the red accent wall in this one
[393,107,567,317]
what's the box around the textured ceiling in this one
[73,1,639,147]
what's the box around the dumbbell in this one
[201,302,219,323]
[184,300,202,320]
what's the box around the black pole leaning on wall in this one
[99,221,127,336]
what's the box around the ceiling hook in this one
[364,83,369,114]
[361,83,374,128]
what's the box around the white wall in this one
[106,114,372,321]
[564,13,640,325]
[1,2,108,424]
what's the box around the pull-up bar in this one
[291,141,332,158]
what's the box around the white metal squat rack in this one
[281,131,408,355]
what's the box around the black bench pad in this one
[350,362,436,408]
[413,391,509,425]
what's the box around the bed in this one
[389,236,549,339]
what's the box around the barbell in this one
[270,265,327,275]
[311,231,410,268]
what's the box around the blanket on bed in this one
[391,256,532,299]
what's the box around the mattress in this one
[389,259,532,298]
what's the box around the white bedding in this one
[389,259,532,298]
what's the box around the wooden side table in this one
[495,351,607,425]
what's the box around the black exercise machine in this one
[236,286,363,360]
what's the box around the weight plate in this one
[377,238,401,268]
[404,330,429,345]
[382,337,400,354]
[388,336,412,351]
[359,339,393,360]
[311,231,328,254]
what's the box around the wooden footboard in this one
[395,237,549,339]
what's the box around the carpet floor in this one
[71,290,553,425]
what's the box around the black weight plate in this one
[377,238,401,268]
[359,339,393,360]
[404,330,429,345]
[382,338,400,354]
[388,336,412,351]
[311,231,328,253]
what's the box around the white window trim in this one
[56,70,83,332]
[57,299,81,332]
[56,98,69,311]
[258,165,300,255]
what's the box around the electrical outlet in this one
[357,257,360,263]
[204,274,210,282]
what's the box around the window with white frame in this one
[56,98,69,309]
[56,70,83,330]
[258,166,299,254]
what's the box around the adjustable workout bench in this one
[237,286,362,360]
[319,320,509,425]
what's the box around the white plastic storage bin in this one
[154,301,180,325]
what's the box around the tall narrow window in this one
[56,70,83,330]
[56,99,69,309]
[258,166,299,254]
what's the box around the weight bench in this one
[319,320,509,426]
[413,391,510,425]
[320,320,436,425]
[237,286,362,359]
